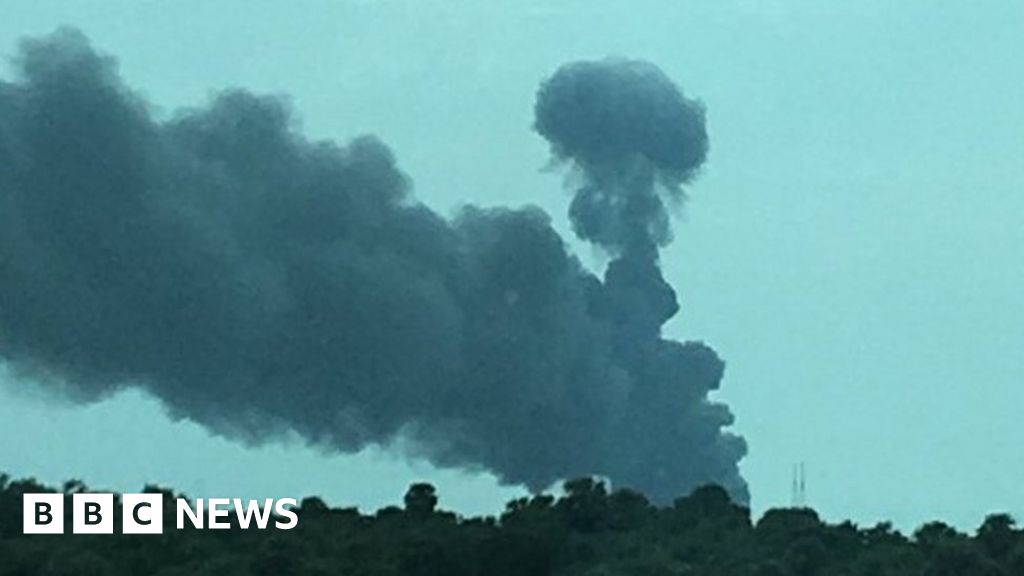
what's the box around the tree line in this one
[1,473,1021,575]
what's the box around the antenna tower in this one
[791,462,806,508]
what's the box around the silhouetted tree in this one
[404,482,439,519]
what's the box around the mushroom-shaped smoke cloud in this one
[535,59,708,255]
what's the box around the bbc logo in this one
[23,493,164,535]
[24,493,299,534]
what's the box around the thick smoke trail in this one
[535,60,746,502]
[0,30,747,503]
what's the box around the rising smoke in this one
[0,29,747,503]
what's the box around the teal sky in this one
[1,0,1022,530]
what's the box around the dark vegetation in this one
[1,473,1021,575]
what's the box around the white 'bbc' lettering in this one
[23,493,299,534]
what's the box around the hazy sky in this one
[1,0,1022,530]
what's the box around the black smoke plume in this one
[0,30,747,503]
[535,59,708,257]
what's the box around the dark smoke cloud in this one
[534,59,745,502]
[535,59,708,256]
[0,30,747,503]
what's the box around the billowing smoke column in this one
[535,60,746,501]
[0,30,747,503]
